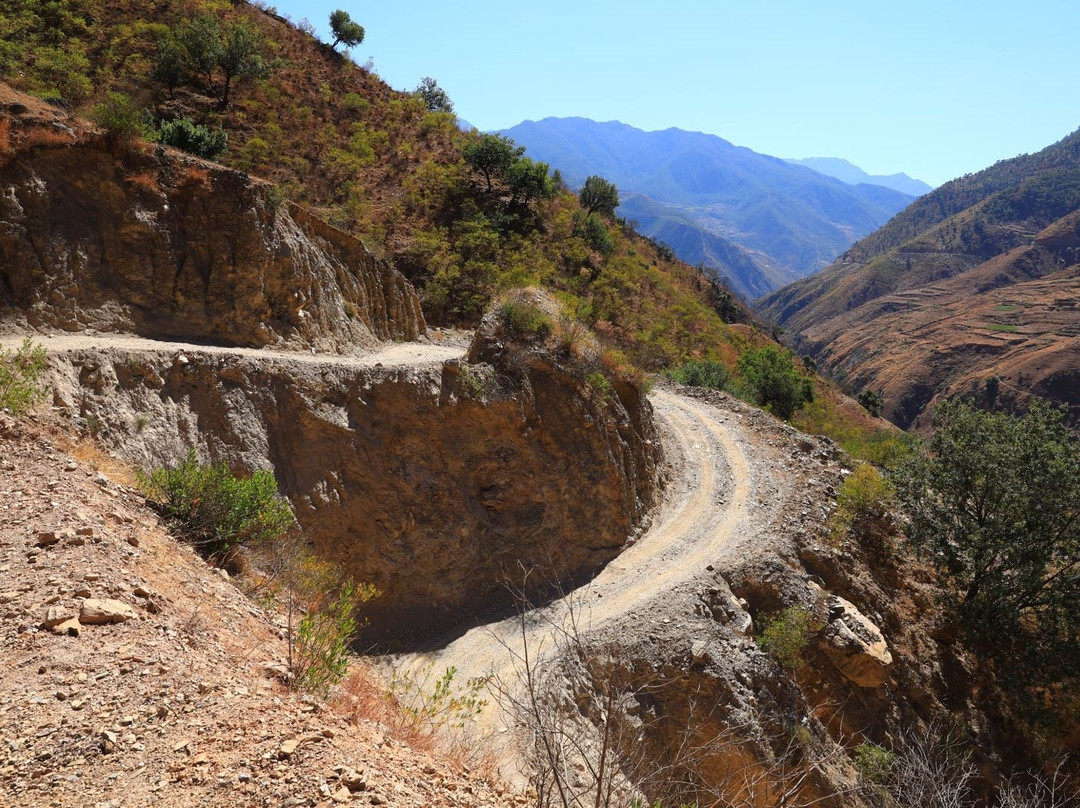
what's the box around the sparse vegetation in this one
[138,450,294,559]
[0,338,47,416]
[387,665,487,733]
[275,535,378,696]
[756,606,819,671]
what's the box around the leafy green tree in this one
[857,388,884,417]
[736,344,814,418]
[329,9,365,50]
[157,116,228,160]
[415,76,453,113]
[507,156,554,205]
[217,19,268,109]
[896,400,1080,643]
[150,34,184,97]
[177,14,223,90]
[462,133,523,193]
[579,174,620,218]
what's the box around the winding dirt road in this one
[394,387,767,737]
[0,332,466,370]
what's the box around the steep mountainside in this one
[0,0,755,369]
[785,157,933,196]
[759,127,1080,428]
[497,118,916,297]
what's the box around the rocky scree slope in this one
[0,85,423,352]
[759,126,1080,428]
[0,412,519,807]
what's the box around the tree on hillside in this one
[217,19,268,109]
[508,156,554,206]
[736,345,814,419]
[896,400,1080,641]
[463,133,524,193]
[329,10,365,50]
[176,14,223,91]
[579,174,620,218]
[415,76,453,113]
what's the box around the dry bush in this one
[20,125,76,150]
[125,169,162,194]
[181,164,212,188]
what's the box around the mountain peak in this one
[786,156,933,196]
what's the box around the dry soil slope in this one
[0,412,516,808]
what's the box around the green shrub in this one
[388,664,487,732]
[736,344,814,419]
[139,450,294,558]
[855,741,895,785]
[756,606,819,671]
[157,116,228,159]
[0,338,47,415]
[91,91,149,149]
[586,370,613,402]
[500,300,553,339]
[828,462,895,543]
[668,359,731,390]
[857,388,884,417]
[292,576,377,696]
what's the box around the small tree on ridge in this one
[329,10,365,50]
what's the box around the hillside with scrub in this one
[0,0,759,370]
[758,126,1080,428]
[4,2,1080,807]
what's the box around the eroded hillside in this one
[759,127,1080,428]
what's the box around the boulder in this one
[80,598,137,624]
[821,594,892,688]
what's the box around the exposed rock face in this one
[0,86,423,351]
[39,332,661,647]
[820,594,893,688]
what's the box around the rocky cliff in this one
[35,319,662,646]
[0,86,423,351]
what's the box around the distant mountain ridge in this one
[785,157,933,196]
[497,118,915,300]
[758,126,1080,429]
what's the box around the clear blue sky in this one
[274,0,1080,187]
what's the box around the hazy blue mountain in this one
[785,157,933,196]
[617,194,801,300]
[497,118,915,299]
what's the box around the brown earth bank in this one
[0,84,423,352]
[0,411,519,807]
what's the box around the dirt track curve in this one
[394,388,769,737]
